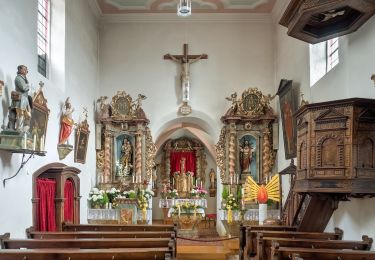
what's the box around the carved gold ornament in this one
[111,91,133,119]
[145,127,156,182]
[215,127,226,182]
[226,88,274,117]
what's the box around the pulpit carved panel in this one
[295,98,375,195]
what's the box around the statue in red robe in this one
[58,98,74,145]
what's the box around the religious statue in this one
[8,65,33,132]
[239,140,254,174]
[225,92,241,115]
[131,94,146,111]
[56,97,75,160]
[58,98,75,145]
[209,168,216,189]
[174,157,193,198]
[119,137,133,176]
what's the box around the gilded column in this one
[195,149,201,186]
[262,130,272,182]
[103,130,112,183]
[228,132,236,181]
[135,129,142,183]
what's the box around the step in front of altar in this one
[177,245,232,260]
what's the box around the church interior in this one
[0,0,375,259]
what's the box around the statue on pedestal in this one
[174,157,193,198]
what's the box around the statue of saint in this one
[120,138,133,176]
[175,157,192,197]
[239,140,254,174]
[209,168,216,189]
[58,97,74,145]
[9,65,32,132]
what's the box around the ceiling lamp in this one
[177,0,192,17]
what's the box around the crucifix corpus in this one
[164,44,208,115]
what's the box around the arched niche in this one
[32,163,80,231]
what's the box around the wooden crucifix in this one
[164,44,208,104]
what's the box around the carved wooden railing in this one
[281,175,306,226]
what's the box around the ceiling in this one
[96,0,277,14]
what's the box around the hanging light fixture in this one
[177,0,192,17]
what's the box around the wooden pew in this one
[2,233,176,259]
[1,238,174,250]
[245,228,343,259]
[62,223,176,232]
[271,243,375,260]
[0,248,173,260]
[240,225,297,260]
[27,230,175,239]
[257,234,373,260]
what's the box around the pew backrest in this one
[28,231,175,239]
[257,235,372,260]
[0,248,174,260]
[271,244,375,260]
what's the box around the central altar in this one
[160,198,207,238]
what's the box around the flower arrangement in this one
[190,186,208,198]
[171,201,203,216]
[119,189,137,199]
[161,188,179,199]
[222,193,239,211]
[137,188,153,222]
[88,188,109,208]
[106,187,121,203]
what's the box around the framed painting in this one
[277,79,298,159]
[30,87,50,151]
[74,119,90,164]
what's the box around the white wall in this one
[0,0,99,238]
[99,18,275,138]
[274,0,375,245]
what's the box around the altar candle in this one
[33,134,36,150]
[23,132,27,149]
[230,175,233,185]
[133,174,135,183]
[237,174,239,184]
[40,135,44,151]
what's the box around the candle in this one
[40,135,44,151]
[133,174,135,183]
[23,132,27,149]
[230,175,233,185]
[33,134,36,150]
[237,174,239,184]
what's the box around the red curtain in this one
[170,151,196,176]
[64,179,74,223]
[36,178,56,231]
